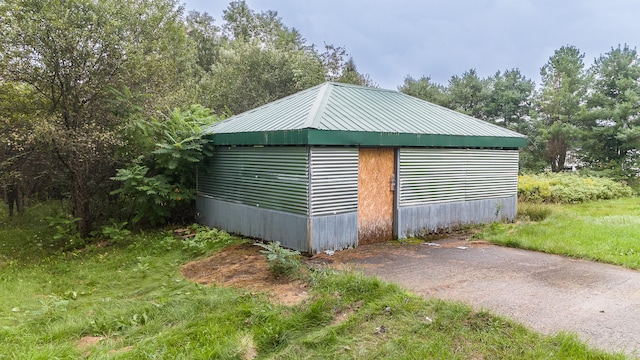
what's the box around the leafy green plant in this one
[100,219,131,244]
[45,214,83,251]
[111,105,217,226]
[255,241,302,278]
[160,225,233,256]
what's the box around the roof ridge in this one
[302,82,333,129]
[327,81,394,92]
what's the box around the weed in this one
[254,241,302,278]
[173,225,233,256]
[494,201,504,220]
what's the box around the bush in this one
[518,173,633,203]
[517,202,552,222]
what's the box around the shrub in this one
[518,173,633,203]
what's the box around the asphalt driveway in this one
[335,237,640,358]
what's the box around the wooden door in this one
[358,148,395,244]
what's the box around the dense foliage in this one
[518,173,633,203]
[0,0,372,237]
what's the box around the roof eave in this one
[210,129,527,148]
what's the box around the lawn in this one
[0,203,626,359]
[478,197,640,269]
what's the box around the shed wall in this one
[310,212,358,253]
[397,148,519,237]
[309,147,359,216]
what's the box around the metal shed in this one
[197,82,527,253]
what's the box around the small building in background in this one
[197,82,527,253]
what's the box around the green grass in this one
[479,197,640,269]
[0,203,627,359]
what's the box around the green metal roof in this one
[205,82,527,148]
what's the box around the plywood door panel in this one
[358,148,395,244]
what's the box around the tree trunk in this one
[4,184,20,217]
[71,167,91,238]
[546,135,568,172]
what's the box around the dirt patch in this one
[181,243,309,306]
[76,336,103,349]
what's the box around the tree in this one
[0,0,193,236]
[447,69,486,118]
[583,44,640,177]
[197,40,324,115]
[0,82,60,215]
[398,75,449,106]
[483,69,535,132]
[536,45,588,172]
[186,11,221,74]
[194,1,372,115]
[222,0,304,49]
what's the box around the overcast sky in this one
[182,0,640,90]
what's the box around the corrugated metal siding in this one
[398,197,517,237]
[197,197,309,252]
[399,149,518,206]
[310,212,358,253]
[198,147,309,215]
[309,147,359,216]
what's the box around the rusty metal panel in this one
[198,146,309,215]
[309,147,358,216]
[196,196,309,252]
